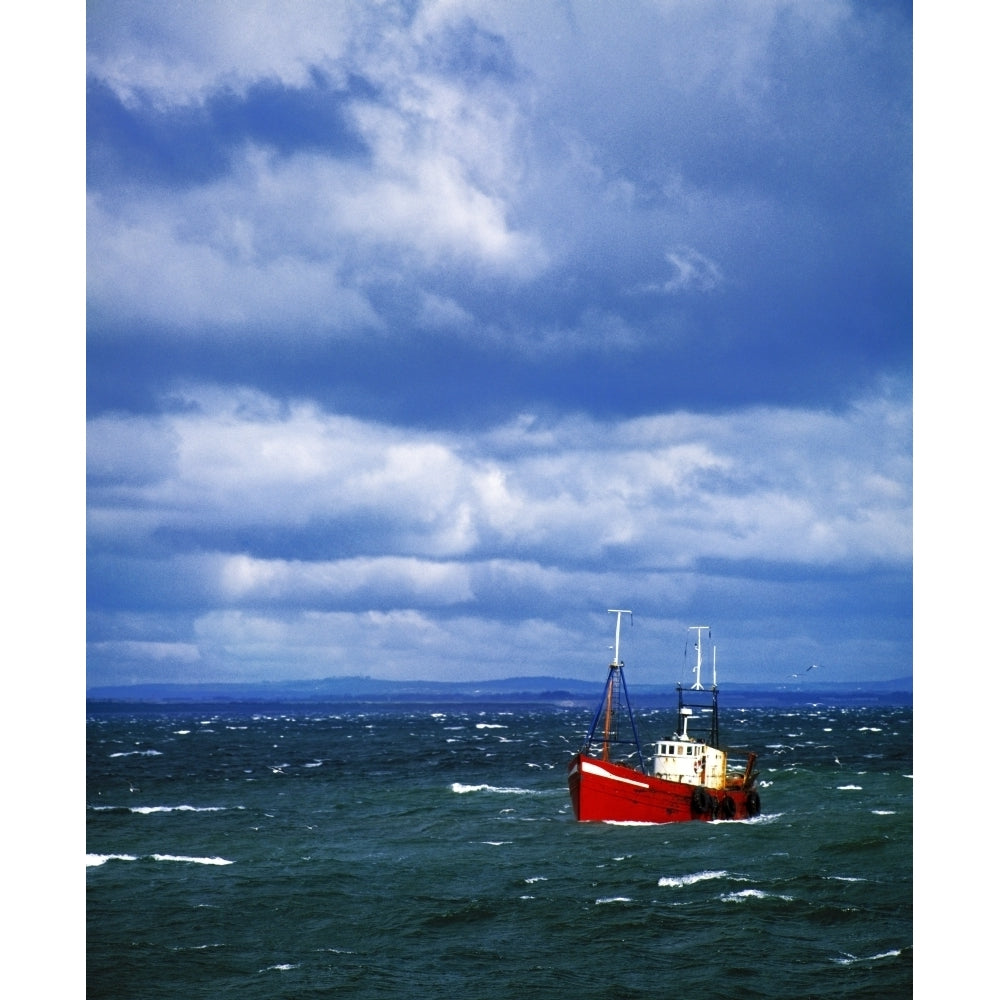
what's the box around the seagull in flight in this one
[791,664,821,678]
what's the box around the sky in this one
[84,0,914,691]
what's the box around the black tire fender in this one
[691,786,711,814]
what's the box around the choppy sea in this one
[87,700,912,999]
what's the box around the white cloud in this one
[89,640,201,662]
[216,553,475,604]
[632,248,724,294]
[88,4,552,337]
[177,607,587,682]
[86,1,875,344]
[89,116,547,336]
[87,0,360,107]
[416,291,475,330]
[88,384,912,571]
[87,175,384,334]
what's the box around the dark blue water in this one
[87,702,912,998]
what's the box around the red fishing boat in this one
[567,610,761,823]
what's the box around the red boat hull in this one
[568,753,760,823]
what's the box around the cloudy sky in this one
[85,0,913,691]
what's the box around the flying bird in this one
[791,664,821,678]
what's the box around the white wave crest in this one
[721,889,793,902]
[658,870,729,888]
[450,782,537,795]
[151,854,234,865]
[833,949,902,965]
[88,852,231,867]
[130,805,224,814]
[87,853,137,867]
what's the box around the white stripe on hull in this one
[579,758,650,789]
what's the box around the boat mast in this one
[583,609,645,773]
[601,609,630,759]
[677,624,720,747]
[610,608,629,670]
[689,625,710,690]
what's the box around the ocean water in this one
[87,701,912,999]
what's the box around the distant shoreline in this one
[86,676,912,710]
